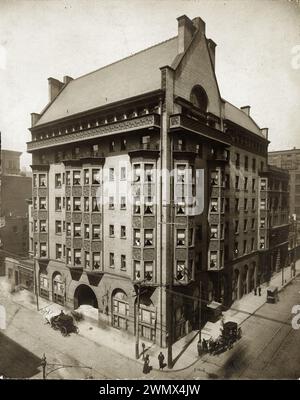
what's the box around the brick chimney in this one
[48,77,64,102]
[240,106,251,116]
[31,113,41,127]
[177,15,197,54]
[207,38,217,69]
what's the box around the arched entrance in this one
[52,272,65,305]
[112,289,129,331]
[74,284,98,309]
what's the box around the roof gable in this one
[224,101,263,137]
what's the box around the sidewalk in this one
[1,261,299,374]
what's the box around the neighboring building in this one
[27,15,289,347]
[268,148,300,219]
[5,257,35,293]
[0,150,32,274]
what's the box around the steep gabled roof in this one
[224,101,263,137]
[36,37,178,126]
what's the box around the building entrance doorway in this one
[74,284,98,309]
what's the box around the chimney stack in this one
[63,75,73,85]
[177,15,197,54]
[31,113,41,127]
[240,106,251,116]
[207,39,217,69]
[48,77,64,102]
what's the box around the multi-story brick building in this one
[27,15,289,347]
[0,150,32,275]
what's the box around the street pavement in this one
[0,263,299,379]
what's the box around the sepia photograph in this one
[0,0,300,385]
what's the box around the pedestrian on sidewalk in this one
[158,352,165,370]
[143,354,151,374]
[202,338,208,352]
[258,286,261,296]
[254,287,257,296]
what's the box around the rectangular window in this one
[260,217,266,228]
[40,220,46,232]
[244,219,248,231]
[121,138,127,151]
[108,196,114,210]
[244,198,248,211]
[120,196,126,210]
[235,176,239,189]
[84,169,90,185]
[252,178,256,192]
[73,170,81,185]
[93,253,100,270]
[121,225,126,238]
[56,244,62,260]
[243,240,247,254]
[84,224,90,239]
[252,198,255,210]
[133,229,141,246]
[39,174,46,187]
[92,197,100,212]
[235,198,239,212]
[134,260,141,280]
[55,173,62,188]
[33,174,37,188]
[260,199,266,210]
[236,153,240,168]
[176,198,186,215]
[211,225,218,239]
[39,197,47,210]
[40,243,47,258]
[252,158,256,172]
[109,168,114,181]
[177,165,186,183]
[145,164,154,182]
[144,197,153,215]
[120,167,126,180]
[144,229,154,246]
[55,220,62,234]
[121,255,126,271]
[176,229,186,246]
[145,261,153,281]
[109,224,114,237]
[260,237,265,249]
[92,224,100,239]
[74,223,81,237]
[92,144,99,156]
[142,135,150,149]
[251,238,255,251]
[235,220,239,234]
[245,156,248,170]
[55,197,62,211]
[74,249,81,265]
[133,164,141,182]
[244,177,248,191]
[251,218,255,230]
[176,260,186,280]
[260,179,267,191]
[92,169,100,184]
[85,252,90,268]
[33,197,37,210]
[66,223,71,237]
[73,197,81,211]
[84,197,89,212]
[110,140,115,152]
[210,198,218,213]
[109,252,115,268]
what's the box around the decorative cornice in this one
[27,114,161,152]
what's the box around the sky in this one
[1,0,300,169]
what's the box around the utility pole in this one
[198,281,202,343]
[135,284,141,359]
[41,353,47,379]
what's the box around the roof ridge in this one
[73,35,178,82]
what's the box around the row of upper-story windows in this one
[234,153,265,172]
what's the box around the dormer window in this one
[190,85,208,113]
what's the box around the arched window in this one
[190,85,208,113]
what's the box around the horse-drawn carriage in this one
[206,321,242,355]
[45,310,79,336]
